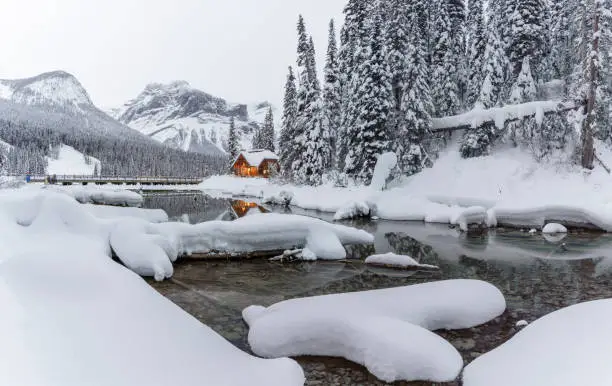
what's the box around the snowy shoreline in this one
[199,145,612,233]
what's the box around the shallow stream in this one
[145,192,612,385]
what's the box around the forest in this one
[0,102,227,177]
[271,0,612,186]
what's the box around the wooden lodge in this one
[231,150,280,178]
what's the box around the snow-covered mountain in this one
[0,71,146,139]
[111,81,278,154]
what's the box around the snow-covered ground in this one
[0,189,305,386]
[244,279,505,383]
[463,299,612,386]
[199,143,612,232]
[47,144,101,176]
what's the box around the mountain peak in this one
[0,70,93,108]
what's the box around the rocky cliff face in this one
[112,81,277,155]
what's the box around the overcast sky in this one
[0,0,345,108]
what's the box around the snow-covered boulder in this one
[333,200,373,221]
[463,299,612,386]
[243,279,506,383]
[542,222,568,234]
[365,253,439,269]
[263,190,294,206]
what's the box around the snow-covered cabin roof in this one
[236,150,279,168]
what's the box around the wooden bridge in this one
[27,175,204,186]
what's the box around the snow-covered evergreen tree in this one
[260,107,275,153]
[290,16,331,185]
[466,0,486,107]
[478,26,507,108]
[507,0,549,81]
[337,0,373,170]
[430,0,461,117]
[397,6,433,175]
[507,57,538,145]
[344,11,393,183]
[323,19,341,169]
[279,66,298,176]
[227,116,240,164]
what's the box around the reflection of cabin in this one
[231,200,269,218]
[232,150,280,178]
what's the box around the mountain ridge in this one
[112,81,278,155]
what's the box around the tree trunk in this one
[581,3,600,170]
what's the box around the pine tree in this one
[323,19,341,169]
[430,0,461,117]
[261,107,275,152]
[290,16,330,185]
[507,0,549,81]
[478,26,507,108]
[278,66,298,176]
[337,0,373,170]
[227,116,240,164]
[507,57,538,145]
[344,11,393,183]
[466,0,486,107]
[397,5,433,175]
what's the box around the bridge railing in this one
[23,175,205,185]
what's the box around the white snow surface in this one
[200,143,612,232]
[244,279,505,383]
[0,190,304,386]
[46,144,101,176]
[365,253,439,269]
[542,222,568,234]
[43,185,144,207]
[463,299,612,386]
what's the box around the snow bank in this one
[463,299,612,386]
[47,144,101,176]
[365,253,439,269]
[46,185,144,207]
[244,279,505,383]
[201,142,612,232]
[0,195,304,385]
[157,213,374,262]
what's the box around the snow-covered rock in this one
[365,253,439,269]
[263,190,294,206]
[333,200,372,220]
[542,222,568,234]
[243,279,506,383]
[463,299,612,386]
[112,81,278,155]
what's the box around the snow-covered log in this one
[431,100,581,133]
